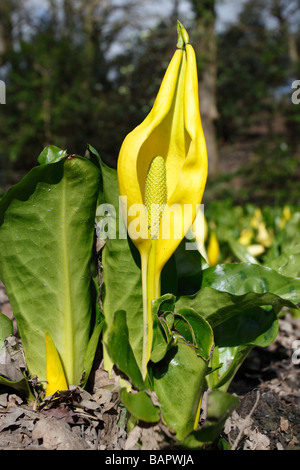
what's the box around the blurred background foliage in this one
[0,0,299,209]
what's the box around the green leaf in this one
[173,308,213,360]
[38,145,68,165]
[182,390,240,448]
[267,244,300,278]
[152,293,176,315]
[106,310,145,390]
[97,159,144,372]
[0,329,33,399]
[120,389,160,423]
[200,263,300,304]
[175,262,297,394]
[150,294,177,364]
[0,313,13,347]
[84,144,102,169]
[0,155,101,386]
[226,237,260,264]
[176,286,295,329]
[82,321,104,388]
[207,345,252,391]
[214,307,278,348]
[176,263,300,329]
[150,316,173,364]
[152,335,212,441]
[0,375,33,399]
[173,238,208,295]
[207,306,278,391]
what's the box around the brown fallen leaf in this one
[32,416,88,450]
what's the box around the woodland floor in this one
[0,279,300,451]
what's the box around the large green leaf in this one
[106,310,145,390]
[175,261,299,330]
[207,307,278,391]
[226,237,260,265]
[0,154,101,386]
[175,262,298,393]
[173,308,213,360]
[175,286,295,328]
[82,321,104,388]
[120,389,160,423]
[213,307,278,348]
[200,263,300,304]
[206,345,253,391]
[182,389,240,448]
[150,294,177,363]
[96,159,144,372]
[173,238,208,295]
[267,245,300,278]
[152,334,212,441]
[37,145,68,165]
[0,312,13,347]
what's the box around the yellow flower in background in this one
[117,22,208,377]
[280,205,291,230]
[250,208,263,229]
[190,209,209,262]
[256,221,273,248]
[250,207,273,248]
[247,244,265,257]
[283,205,291,221]
[238,228,254,246]
[207,231,220,266]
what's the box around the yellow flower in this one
[280,205,291,229]
[45,332,68,397]
[250,207,273,248]
[247,244,265,257]
[117,22,207,377]
[250,208,263,229]
[190,210,208,261]
[207,231,220,266]
[256,222,273,248]
[283,205,291,221]
[238,228,254,246]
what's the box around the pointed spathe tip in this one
[177,20,189,49]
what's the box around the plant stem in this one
[206,346,220,389]
[193,380,206,430]
[141,239,160,379]
[141,251,149,380]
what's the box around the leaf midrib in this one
[61,169,74,385]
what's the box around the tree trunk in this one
[270,0,299,71]
[191,0,219,178]
[0,0,14,67]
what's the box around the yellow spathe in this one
[118,22,207,277]
[117,22,208,378]
[45,331,68,397]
